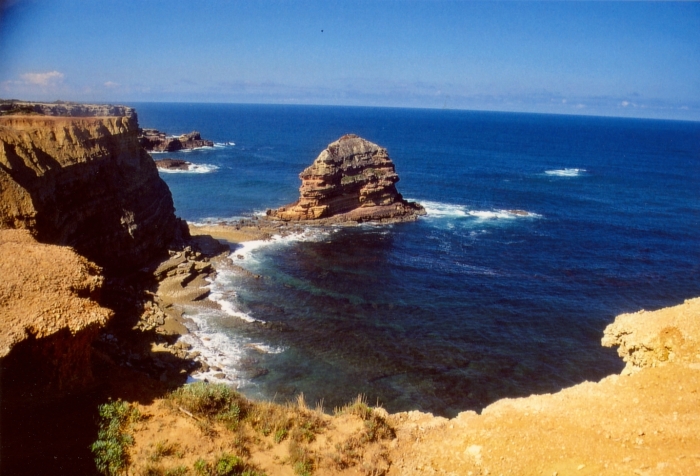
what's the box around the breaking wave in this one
[545,168,586,177]
[157,163,219,174]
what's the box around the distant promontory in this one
[139,129,213,152]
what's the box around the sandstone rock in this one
[0,229,112,388]
[602,297,700,374]
[267,134,425,224]
[0,110,182,272]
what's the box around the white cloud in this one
[20,70,64,86]
[104,81,119,88]
[620,101,630,107]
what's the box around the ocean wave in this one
[178,308,249,386]
[188,216,246,226]
[214,141,236,147]
[207,270,260,323]
[419,200,541,221]
[231,228,332,269]
[157,163,219,174]
[420,200,469,218]
[545,168,586,177]
[469,210,541,220]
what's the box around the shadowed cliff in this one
[0,109,183,274]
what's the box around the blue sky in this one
[1,0,698,120]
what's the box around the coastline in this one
[150,224,700,474]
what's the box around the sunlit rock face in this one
[268,134,425,224]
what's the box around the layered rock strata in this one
[0,111,181,272]
[267,134,425,224]
[140,129,213,152]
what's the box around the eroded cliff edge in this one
[0,229,112,388]
[386,298,700,475]
[267,134,425,224]
[0,110,181,273]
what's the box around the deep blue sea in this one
[131,103,700,417]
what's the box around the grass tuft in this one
[167,382,248,432]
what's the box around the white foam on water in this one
[247,343,286,354]
[214,141,236,147]
[418,200,541,222]
[157,163,220,174]
[420,200,469,218]
[206,270,260,323]
[178,308,250,387]
[232,228,331,267]
[545,168,586,177]
[188,215,247,226]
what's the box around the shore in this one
[144,225,700,475]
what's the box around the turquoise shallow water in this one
[132,103,700,416]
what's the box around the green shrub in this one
[91,400,141,476]
[215,453,244,475]
[168,382,247,433]
[191,454,265,476]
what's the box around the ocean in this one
[131,103,700,417]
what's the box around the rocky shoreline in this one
[139,128,214,152]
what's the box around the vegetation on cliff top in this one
[94,382,396,476]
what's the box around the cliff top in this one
[0,100,135,119]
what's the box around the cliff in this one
[267,134,425,223]
[386,298,700,475]
[0,111,181,273]
[0,100,135,119]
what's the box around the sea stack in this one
[267,134,425,224]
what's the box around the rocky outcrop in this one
[267,134,425,224]
[0,111,182,273]
[154,158,191,171]
[602,297,700,374]
[386,298,700,475]
[0,229,112,388]
[140,129,213,152]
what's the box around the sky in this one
[0,0,698,120]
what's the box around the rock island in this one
[267,134,425,224]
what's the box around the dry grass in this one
[122,385,395,475]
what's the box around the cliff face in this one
[267,134,425,223]
[0,111,180,272]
